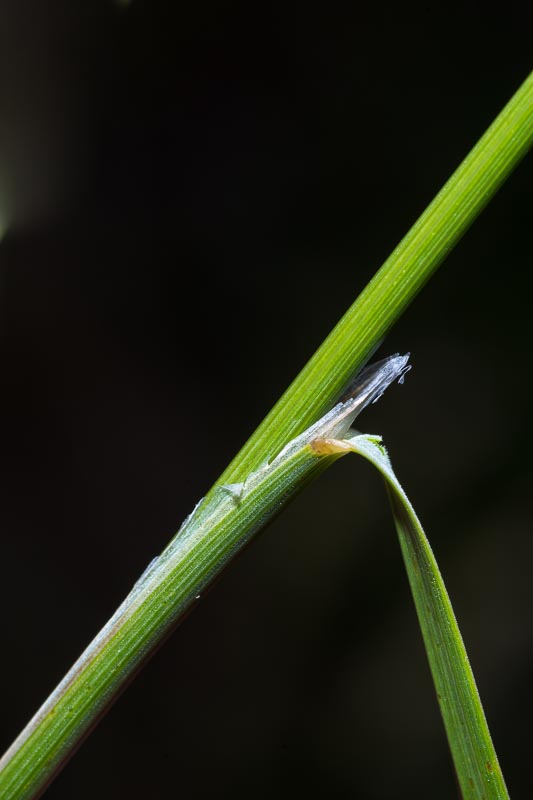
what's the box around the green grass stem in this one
[218,70,533,485]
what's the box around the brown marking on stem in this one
[309,438,351,456]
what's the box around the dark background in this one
[1,4,532,798]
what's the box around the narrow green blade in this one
[346,434,509,800]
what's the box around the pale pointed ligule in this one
[307,352,411,447]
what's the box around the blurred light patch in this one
[0,4,88,230]
[0,201,9,241]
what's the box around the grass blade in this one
[345,433,509,800]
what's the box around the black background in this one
[1,4,532,798]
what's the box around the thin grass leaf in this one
[343,433,509,800]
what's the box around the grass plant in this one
[0,71,532,800]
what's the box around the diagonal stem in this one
[218,70,533,485]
